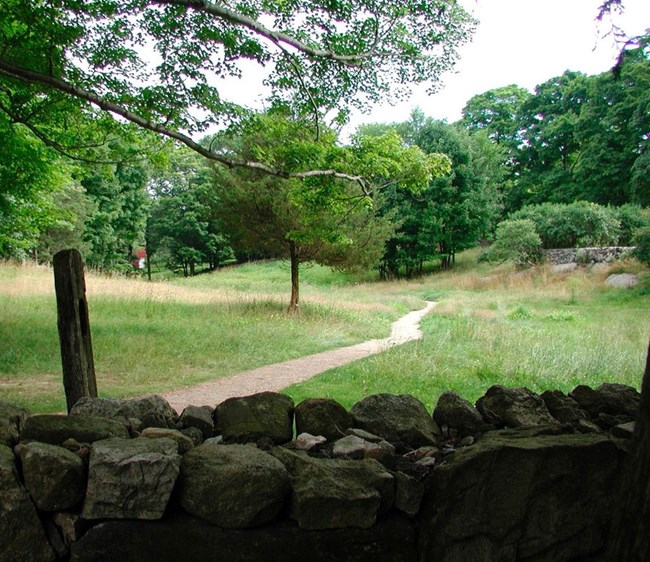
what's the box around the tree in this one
[479,219,543,269]
[79,155,151,271]
[212,111,444,312]
[411,119,503,270]
[513,71,591,207]
[147,147,234,277]
[0,0,475,183]
[0,114,72,259]
[461,85,531,154]
[573,47,650,205]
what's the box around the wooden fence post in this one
[53,249,98,412]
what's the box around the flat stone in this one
[179,405,214,440]
[433,391,487,437]
[350,394,440,451]
[294,433,327,451]
[20,414,129,445]
[271,447,394,530]
[83,437,180,520]
[71,395,178,430]
[476,386,558,428]
[178,443,290,528]
[295,398,353,442]
[606,273,638,288]
[214,392,294,445]
[332,435,367,460]
[541,390,586,424]
[393,471,424,516]
[0,445,55,562]
[69,512,417,562]
[610,421,635,439]
[141,427,195,454]
[0,401,29,447]
[17,441,86,512]
[418,431,622,561]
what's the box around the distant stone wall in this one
[544,246,634,265]
[0,384,640,562]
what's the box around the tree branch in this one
[152,0,379,65]
[0,58,369,190]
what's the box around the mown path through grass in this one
[160,301,436,412]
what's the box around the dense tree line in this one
[461,45,649,211]
[0,2,648,283]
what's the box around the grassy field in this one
[1,252,648,413]
[0,261,400,412]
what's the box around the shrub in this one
[632,226,650,266]
[511,202,620,248]
[481,219,543,269]
[613,204,650,246]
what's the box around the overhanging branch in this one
[0,58,369,192]
[153,0,379,65]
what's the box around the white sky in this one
[348,0,650,129]
[212,0,649,134]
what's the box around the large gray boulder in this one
[17,441,86,512]
[349,394,440,451]
[418,429,623,561]
[0,445,55,562]
[0,401,29,447]
[272,447,394,530]
[433,391,487,437]
[295,398,353,441]
[83,437,180,520]
[20,414,129,445]
[214,392,294,444]
[71,395,177,430]
[178,443,290,528]
[475,386,558,428]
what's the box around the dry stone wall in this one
[544,246,634,265]
[0,383,640,562]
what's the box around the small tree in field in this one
[481,219,544,269]
[212,111,448,313]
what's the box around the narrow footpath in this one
[160,301,436,412]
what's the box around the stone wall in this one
[0,383,640,562]
[544,246,634,265]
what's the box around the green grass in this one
[2,254,648,414]
[0,261,400,412]
[284,256,650,410]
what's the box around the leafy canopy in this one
[0,0,475,176]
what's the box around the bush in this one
[481,219,543,268]
[633,226,650,266]
[511,202,620,248]
[613,204,650,246]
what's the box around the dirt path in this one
[160,301,436,412]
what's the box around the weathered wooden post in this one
[53,249,98,412]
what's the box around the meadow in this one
[1,252,648,413]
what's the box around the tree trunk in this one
[146,251,152,282]
[288,241,300,314]
[606,340,650,561]
[53,249,98,413]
